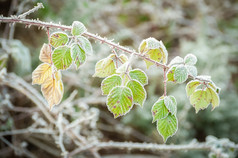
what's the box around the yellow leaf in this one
[41,71,64,109]
[39,43,51,64]
[32,63,52,85]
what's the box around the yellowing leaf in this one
[39,43,51,64]
[190,89,210,113]
[144,49,163,69]
[32,63,52,85]
[207,87,220,110]
[41,71,64,109]
[138,40,147,54]
[166,66,176,82]
[186,80,201,97]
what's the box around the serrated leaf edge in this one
[106,86,134,118]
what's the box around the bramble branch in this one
[0,16,213,84]
[0,16,166,68]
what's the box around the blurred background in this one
[0,0,238,158]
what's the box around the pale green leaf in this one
[159,40,168,64]
[119,54,128,63]
[71,21,87,36]
[207,87,220,110]
[93,57,116,78]
[138,40,147,54]
[121,73,130,85]
[164,96,177,115]
[168,56,184,67]
[77,36,93,55]
[52,46,72,70]
[174,65,188,83]
[107,86,133,118]
[166,66,176,82]
[186,65,197,78]
[146,37,160,49]
[190,89,210,113]
[116,62,128,74]
[196,75,211,82]
[184,54,197,65]
[151,99,169,123]
[129,69,148,85]
[186,80,201,97]
[71,44,86,69]
[50,32,68,48]
[157,114,178,142]
[126,80,146,107]
[101,74,122,95]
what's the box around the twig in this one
[57,113,68,158]
[0,69,55,123]
[65,112,97,131]
[18,3,44,19]
[68,141,238,157]
[0,128,55,137]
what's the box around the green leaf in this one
[129,69,148,85]
[164,96,177,115]
[101,75,122,95]
[71,44,86,69]
[168,56,183,67]
[126,80,146,107]
[151,99,169,123]
[93,57,116,78]
[50,32,68,48]
[52,46,72,70]
[206,87,220,110]
[190,89,210,113]
[185,65,197,78]
[157,114,178,142]
[77,36,93,55]
[184,54,197,65]
[186,80,201,97]
[166,66,176,82]
[107,86,133,118]
[174,65,188,83]
[71,21,87,36]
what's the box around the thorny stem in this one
[0,16,167,69]
[0,16,212,83]
[18,3,44,19]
